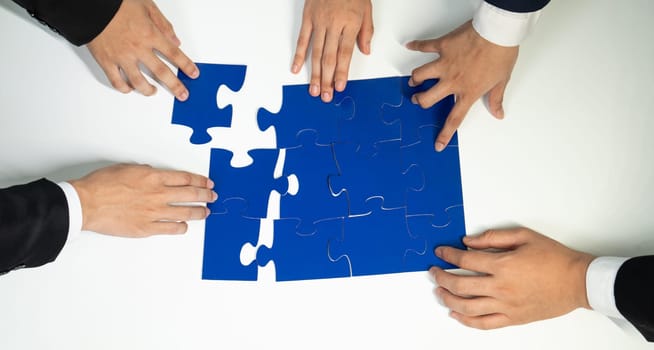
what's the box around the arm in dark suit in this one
[485,0,550,13]
[0,179,69,275]
[615,256,654,341]
[11,0,122,46]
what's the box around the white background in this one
[1,0,654,349]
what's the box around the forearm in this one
[11,0,122,45]
[0,179,70,275]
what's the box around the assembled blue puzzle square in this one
[174,63,466,282]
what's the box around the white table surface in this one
[1,1,653,349]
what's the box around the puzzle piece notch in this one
[172,63,247,144]
[329,197,426,276]
[208,148,289,219]
[405,205,466,271]
[280,129,349,234]
[381,77,456,147]
[256,218,351,281]
[256,84,354,149]
[400,125,463,216]
[202,198,259,281]
[330,140,424,216]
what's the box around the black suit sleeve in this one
[485,0,550,13]
[11,0,122,46]
[615,256,654,342]
[0,179,69,275]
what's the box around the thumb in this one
[463,228,529,250]
[486,80,509,120]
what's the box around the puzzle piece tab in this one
[256,218,351,281]
[401,126,463,216]
[280,130,348,234]
[208,148,289,219]
[257,84,354,148]
[329,197,425,276]
[172,63,247,144]
[202,198,258,281]
[330,140,423,216]
[380,78,456,147]
[405,205,467,270]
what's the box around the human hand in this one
[86,0,199,101]
[291,0,374,102]
[69,164,217,237]
[406,20,519,151]
[431,228,595,330]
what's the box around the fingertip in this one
[206,178,215,189]
[190,66,200,79]
[408,78,417,87]
[291,64,300,74]
[211,191,218,202]
[309,84,320,97]
[435,141,446,152]
[434,246,444,257]
[177,90,189,101]
[335,80,346,92]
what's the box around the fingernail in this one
[205,207,211,218]
[291,64,299,73]
[212,191,218,202]
[179,90,189,101]
[435,142,445,152]
[411,95,418,105]
[322,92,331,102]
[191,68,200,79]
[366,41,371,54]
[408,78,416,87]
[207,179,215,188]
[310,85,320,96]
[462,236,472,243]
[435,247,443,257]
[335,80,345,92]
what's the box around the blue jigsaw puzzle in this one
[172,63,246,144]
[202,198,258,281]
[208,148,288,219]
[256,218,351,281]
[405,205,467,271]
[329,197,426,276]
[280,129,349,234]
[330,140,423,216]
[174,63,466,282]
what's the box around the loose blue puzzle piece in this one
[257,85,354,148]
[401,125,463,216]
[256,218,351,281]
[330,140,423,216]
[202,198,258,281]
[405,205,467,270]
[329,197,425,276]
[281,130,348,234]
[172,63,247,144]
[381,78,456,147]
[335,76,402,155]
[208,148,288,219]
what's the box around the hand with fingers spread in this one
[291,0,374,103]
[70,164,217,237]
[86,0,199,101]
[431,228,595,330]
[406,20,519,151]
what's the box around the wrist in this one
[572,252,596,310]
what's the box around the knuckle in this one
[321,55,336,68]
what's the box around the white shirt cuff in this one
[586,256,629,319]
[57,181,83,245]
[472,1,543,47]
